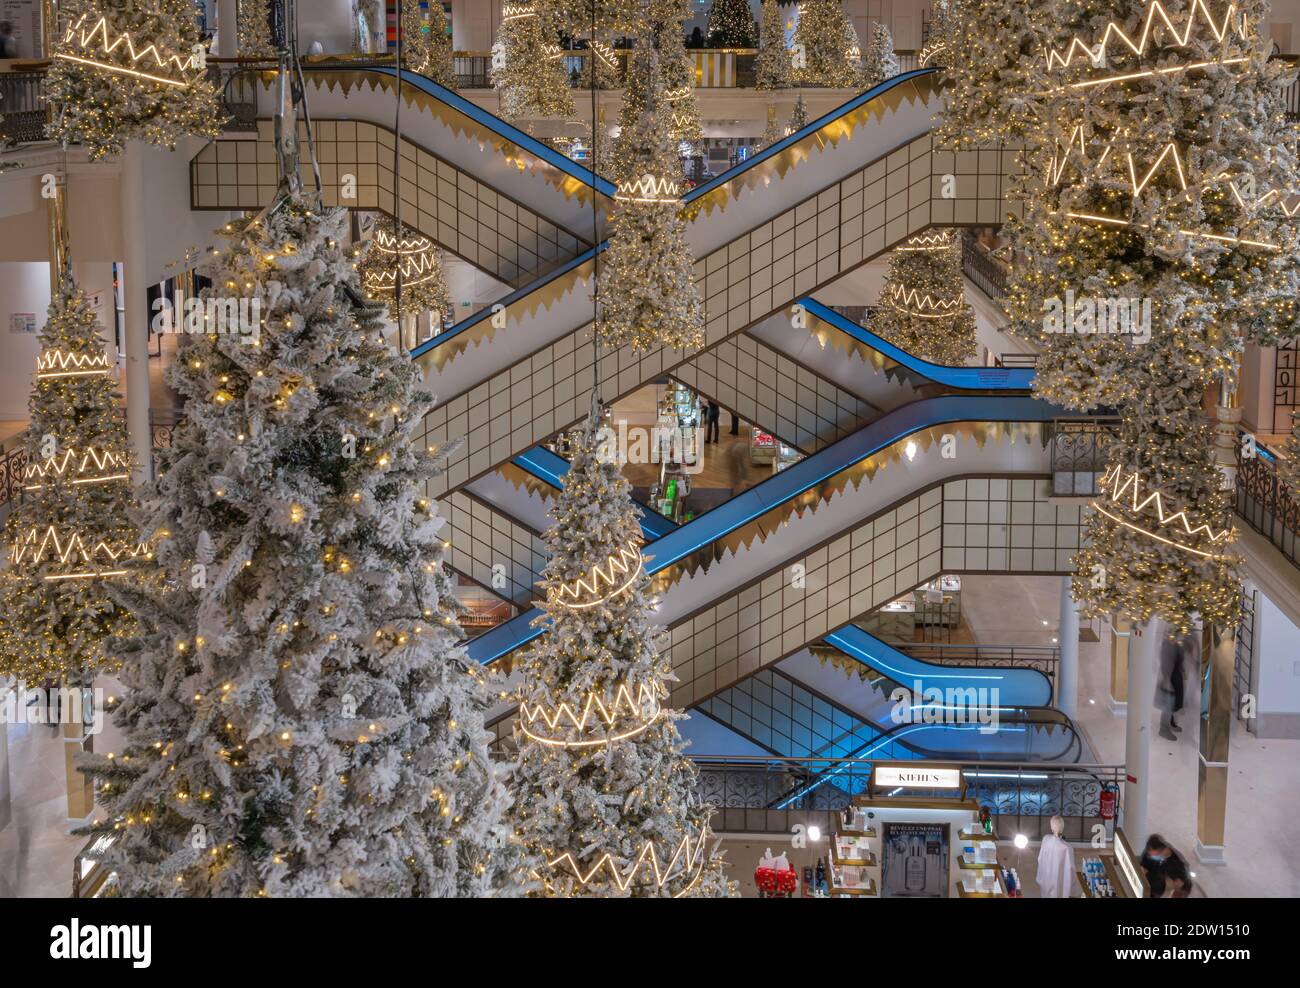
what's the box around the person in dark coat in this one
[1141,834,1184,897]
[705,401,721,444]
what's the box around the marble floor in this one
[0,722,87,898]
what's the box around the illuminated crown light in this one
[663,85,692,103]
[519,680,666,748]
[1045,0,1250,88]
[553,542,644,609]
[545,826,712,897]
[364,247,443,291]
[1091,465,1233,558]
[615,173,680,205]
[919,42,948,68]
[370,227,437,257]
[897,231,955,252]
[36,348,114,379]
[589,40,619,70]
[23,446,130,489]
[56,14,204,88]
[886,282,964,319]
[11,525,148,580]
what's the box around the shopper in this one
[1162,859,1203,897]
[1157,631,1200,740]
[1140,835,1184,897]
[0,22,17,59]
[706,400,721,444]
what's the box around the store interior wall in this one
[1255,591,1300,739]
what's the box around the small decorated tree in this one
[492,3,574,122]
[357,215,451,328]
[236,0,275,58]
[0,274,140,686]
[755,0,793,90]
[792,0,861,88]
[707,0,756,48]
[511,409,735,898]
[402,0,456,89]
[863,22,898,87]
[871,231,977,366]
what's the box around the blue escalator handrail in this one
[511,447,679,540]
[409,243,606,360]
[354,66,618,198]
[799,299,1037,391]
[824,625,1053,708]
[467,392,1061,664]
[681,69,939,206]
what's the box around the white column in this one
[1058,575,1080,719]
[1124,618,1159,845]
[217,0,238,57]
[121,144,153,484]
[0,713,10,832]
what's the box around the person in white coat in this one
[1036,815,1076,898]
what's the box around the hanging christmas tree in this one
[1001,0,1300,630]
[707,0,756,47]
[77,189,525,896]
[862,21,898,87]
[921,0,952,67]
[492,2,575,122]
[755,0,793,90]
[357,215,451,326]
[402,0,456,89]
[547,0,646,39]
[511,407,735,898]
[0,274,141,687]
[236,0,275,58]
[601,47,705,352]
[45,0,224,160]
[871,231,977,365]
[792,0,861,88]
[654,0,701,148]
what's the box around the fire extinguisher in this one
[1099,784,1117,821]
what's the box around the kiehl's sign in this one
[874,766,962,789]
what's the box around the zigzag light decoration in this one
[1044,0,1250,88]
[11,524,148,581]
[36,348,113,379]
[885,281,964,319]
[896,230,955,252]
[501,2,537,21]
[545,825,711,896]
[589,39,619,71]
[23,446,130,489]
[1091,464,1234,558]
[615,173,679,204]
[553,542,644,609]
[56,13,205,89]
[919,41,948,68]
[362,226,444,296]
[1046,131,1287,250]
[519,680,666,747]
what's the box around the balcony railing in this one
[694,756,1124,842]
[0,69,46,143]
[1049,416,1118,497]
[961,229,1010,301]
[1235,439,1300,569]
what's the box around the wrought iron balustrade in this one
[1049,417,1117,498]
[0,70,46,143]
[693,756,1123,842]
[1235,440,1300,569]
[961,229,1009,301]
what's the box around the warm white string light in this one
[552,542,644,609]
[55,13,205,89]
[518,680,665,748]
[1091,464,1234,558]
[545,825,712,896]
[36,348,113,379]
[23,446,130,489]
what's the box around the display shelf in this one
[957,868,1007,898]
[830,841,878,868]
[1077,855,1129,899]
[828,875,879,897]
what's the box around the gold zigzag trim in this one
[545,826,711,896]
[553,543,644,608]
[519,680,665,747]
[615,173,680,203]
[370,226,436,256]
[363,249,443,291]
[23,446,130,488]
[897,230,955,252]
[886,281,964,318]
[1092,464,1234,553]
[36,348,113,378]
[11,525,149,580]
[57,14,203,88]
[1045,0,1247,72]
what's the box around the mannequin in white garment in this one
[1036,815,1076,898]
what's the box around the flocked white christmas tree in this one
[511,404,734,898]
[871,230,977,366]
[77,56,525,891]
[402,0,456,89]
[0,272,142,686]
[754,0,793,90]
[863,22,899,87]
[46,0,224,159]
[492,2,574,122]
[600,46,704,352]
